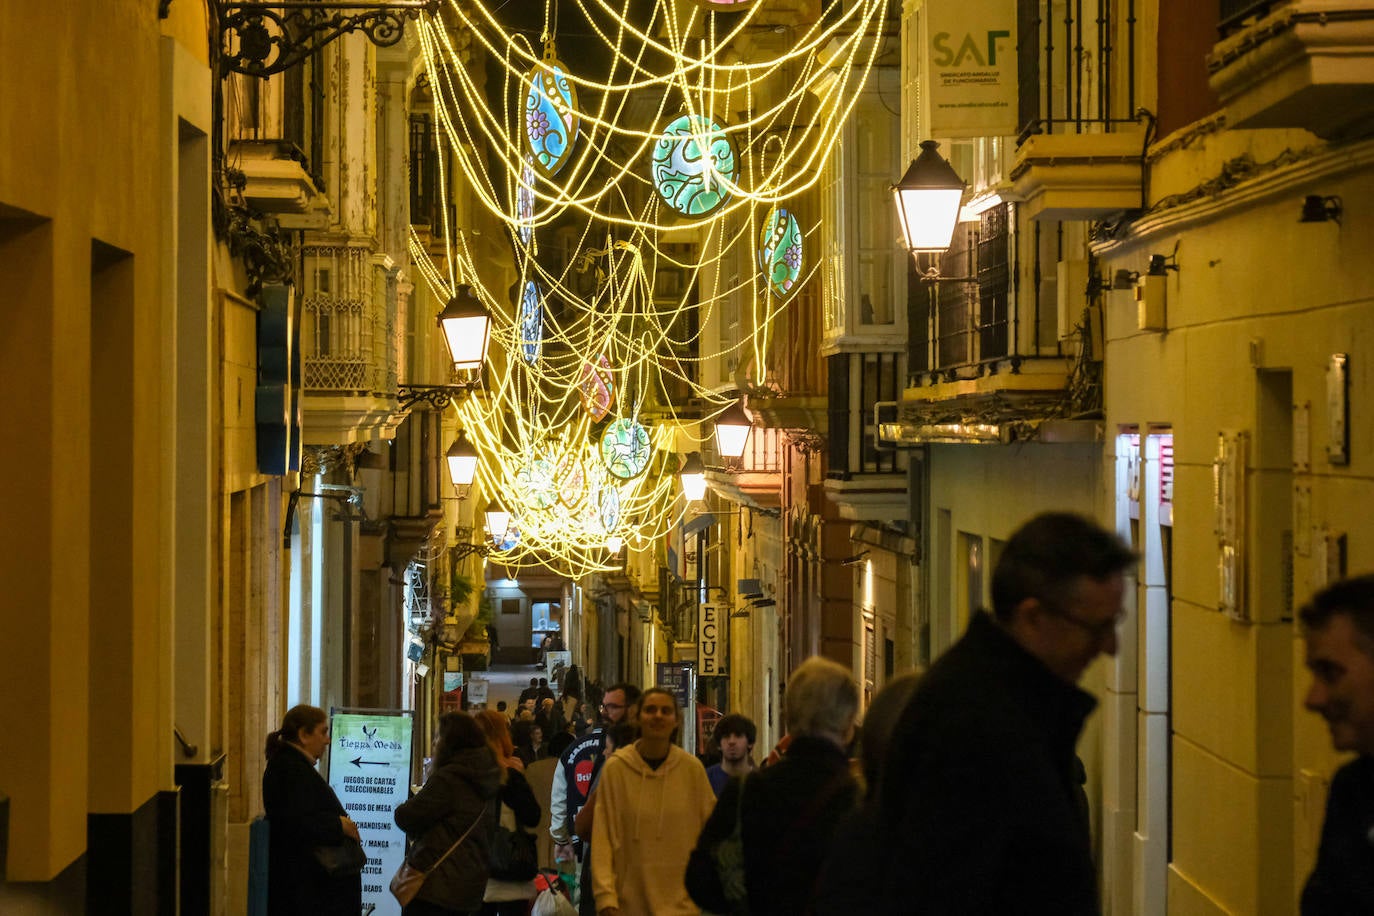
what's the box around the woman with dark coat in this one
[686,657,861,916]
[395,712,502,916]
[262,704,363,916]
[474,709,542,915]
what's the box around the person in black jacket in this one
[395,712,501,916]
[686,656,861,916]
[1298,574,1374,914]
[262,704,362,916]
[879,512,1134,915]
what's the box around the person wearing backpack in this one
[684,657,860,916]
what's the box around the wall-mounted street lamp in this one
[483,498,511,543]
[451,526,493,561]
[605,534,625,554]
[892,140,979,284]
[438,285,493,372]
[679,452,708,502]
[446,433,479,488]
[892,141,966,255]
[713,401,754,459]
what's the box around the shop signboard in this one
[927,0,1019,138]
[326,708,414,916]
[698,603,724,675]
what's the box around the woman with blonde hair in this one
[473,709,541,915]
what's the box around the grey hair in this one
[785,656,859,740]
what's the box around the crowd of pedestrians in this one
[259,511,1374,915]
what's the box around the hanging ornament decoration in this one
[578,354,615,422]
[599,485,622,534]
[759,207,804,299]
[651,115,738,218]
[520,280,543,364]
[524,42,579,178]
[600,417,652,480]
[557,451,587,509]
[516,155,536,247]
[516,457,558,509]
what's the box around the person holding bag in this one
[474,709,542,915]
[395,712,501,916]
[262,704,363,916]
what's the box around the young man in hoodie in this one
[590,687,715,916]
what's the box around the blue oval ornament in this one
[520,281,542,364]
[759,207,803,299]
[525,44,579,178]
[651,115,738,218]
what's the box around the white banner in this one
[327,709,414,916]
[698,603,725,676]
[927,0,1019,138]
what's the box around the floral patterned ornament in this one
[524,42,579,178]
[759,207,803,299]
[520,281,542,364]
[650,114,738,218]
[600,417,652,480]
[495,524,521,552]
[578,354,615,422]
[599,485,621,534]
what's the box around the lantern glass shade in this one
[605,534,624,554]
[891,140,966,253]
[438,287,492,371]
[714,401,753,459]
[446,435,479,487]
[483,499,510,541]
[680,452,708,501]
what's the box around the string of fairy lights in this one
[409,0,890,574]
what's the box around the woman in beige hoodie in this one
[590,688,715,916]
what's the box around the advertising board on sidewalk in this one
[327,708,414,916]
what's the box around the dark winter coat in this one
[685,735,859,916]
[1302,755,1374,914]
[394,746,501,913]
[878,610,1099,915]
[262,745,362,916]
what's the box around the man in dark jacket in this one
[686,657,860,916]
[879,512,1134,915]
[1299,574,1374,914]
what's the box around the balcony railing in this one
[301,246,397,394]
[1218,0,1277,35]
[1017,0,1141,140]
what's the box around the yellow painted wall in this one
[0,0,192,879]
[1103,130,1374,910]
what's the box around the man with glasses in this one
[877,512,1134,915]
[549,683,641,870]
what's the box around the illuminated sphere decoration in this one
[651,115,738,218]
[525,44,579,178]
[759,207,803,299]
[600,418,652,480]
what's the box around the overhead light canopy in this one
[438,285,492,371]
[892,140,966,254]
[680,452,707,502]
[445,433,479,487]
[714,400,753,459]
[483,498,510,542]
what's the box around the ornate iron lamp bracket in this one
[397,382,482,411]
[218,1,440,78]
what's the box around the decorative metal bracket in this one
[452,527,494,561]
[397,382,482,411]
[218,1,440,78]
